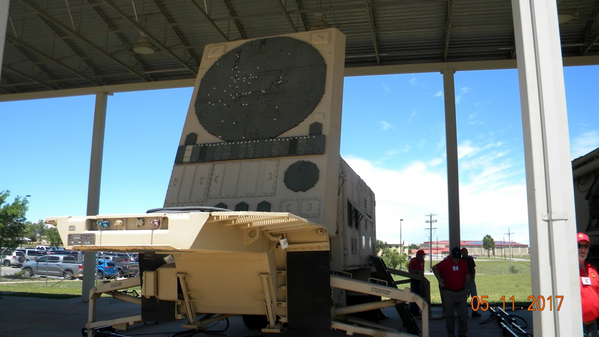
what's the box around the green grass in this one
[0,273,138,299]
[0,277,83,298]
[2,257,533,305]
[474,258,531,275]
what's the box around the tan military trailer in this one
[47,28,428,337]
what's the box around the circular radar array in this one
[284,160,320,192]
[195,36,326,141]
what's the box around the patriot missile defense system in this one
[47,28,428,337]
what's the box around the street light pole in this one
[21,195,31,248]
[400,219,403,254]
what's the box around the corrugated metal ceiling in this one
[2,0,599,95]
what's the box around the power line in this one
[425,214,437,271]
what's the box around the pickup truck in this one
[21,254,83,280]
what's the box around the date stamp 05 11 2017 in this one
[471,295,564,312]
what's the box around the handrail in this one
[388,267,431,316]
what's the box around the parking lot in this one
[0,264,21,277]
[1,249,139,280]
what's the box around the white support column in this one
[443,69,461,250]
[82,92,109,302]
[0,0,10,80]
[511,1,581,336]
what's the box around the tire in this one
[242,315,269,329]
[23,267,34,277]
[2,260,9,267]
[63,270,74,280]
[97,271,104,279]
[18,256,25,264]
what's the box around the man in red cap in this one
[408,249,426,316]
[461,247,481,317]
[578,232,599,336]
[433,247,470,337]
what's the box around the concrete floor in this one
[0,293,533,337]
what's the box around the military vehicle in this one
[47,28,428,337]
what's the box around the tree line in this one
[0,190,62,252]
[377,234,497,269]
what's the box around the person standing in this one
[408,250,426,316]
[461,248,481,317]
[433,247,470,337]
[578,232,599,337]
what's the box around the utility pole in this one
[400,218,403,255]
[505,228,514,269]
[399,218,404,270]
[425,214,437,271]
[503,236,506,260]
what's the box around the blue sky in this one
[1,65,598,246]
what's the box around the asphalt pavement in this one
[0,265,20,277]
[0,290,534,337]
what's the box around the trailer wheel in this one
[242,315,268,329]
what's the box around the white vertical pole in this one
[443,69,461,250]
[0,0,10,80]
[82,92,108,302]
[511,0,581,336]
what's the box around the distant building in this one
[417,240,529,257]
[387,243,408,255]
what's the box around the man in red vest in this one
[578,232,599,337]
[433,247,470,337]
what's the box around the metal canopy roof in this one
[2,0,599,95]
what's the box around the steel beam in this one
[222,0,247,39]
[275,0,298,32]
[364,0,380,65]
[20,0,147,82]
[5,35,101,85]
[187,0,231,41]
[443,0,454,61]
[154,0,202,66]
[103,0,197,75]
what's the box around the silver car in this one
[21,254,83,280]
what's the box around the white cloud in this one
[570,130,599,159]
[344,156,449,245]
[455,86,472,105]
[435,91,443,98]
[378,120,395,131]
[385,145,411,157]
[409,77,418,85]
[408,110,419,123]
[466,111,485,126]
[382,82,391,93]
[458,140,478,159]
[343,139,529,247]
